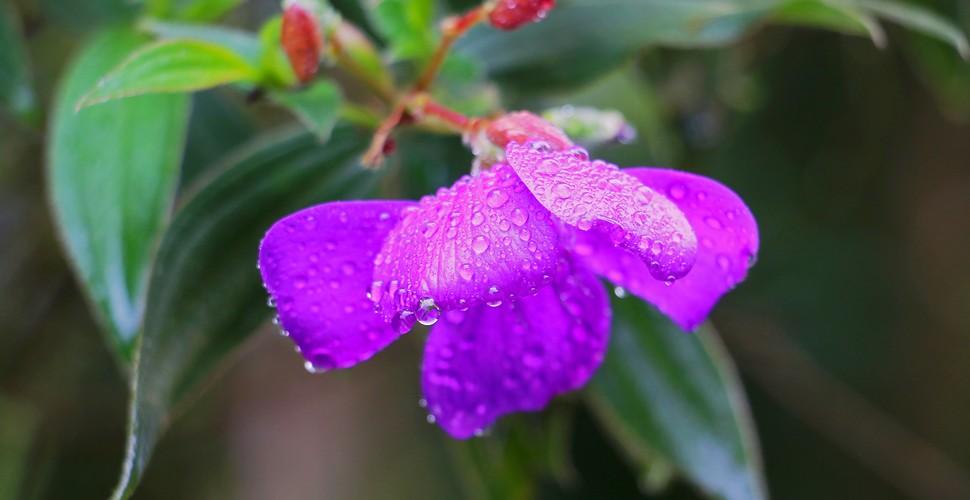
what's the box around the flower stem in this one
[414,5,490,92]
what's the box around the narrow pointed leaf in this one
[587,296,766,500]
[851,0,969,59]
[112,126,379,499]
[78,39,261,108]
[48,28,190,360]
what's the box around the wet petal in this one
[259,201,414,371]
[372,163,561,329]
[506,141,697,281]
[421,257,610,438]
[571,168,759,331]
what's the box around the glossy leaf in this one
[270,81,343,141]
[143,19,262,63]
[770,0,886,46]
[459,0,969,91]
[458,0,766,90]
[47,28,190,360]
[587,296,766,500]
[0,3,37,122]
[851,0,969,59]
[78,39,261,108]
[111,126,379,499]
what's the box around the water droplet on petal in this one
[537,158,561,175]
[510,208,528,226]
[614,286,627,298]
[266,297,277,308]
[459,264,474,281]
[705,216,723,229]
[486,189,509,208]
[418,398,428,408]
[576,218,593,231]
[716,254,731,271]
[472,236,490,254]
[416,297,441,326]
[426,414,437,424]
[470,211,485,226]
[391,310,416,334]
[668,183,688,200]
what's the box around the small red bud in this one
[485,111,572,150]
[282,5,323,83]
[488,0,556,31]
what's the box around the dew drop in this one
[266,297,277,308]
[304,361,321,374]
[472,236,490,254]
[426,414,437,424]
[668,183,688,200]
[459,264,474,281]
[416,297,441,326]
[510,208,528,226]
[537,158,561,175]
[530,141,550,153]
[418,398,428,408]
[470,211,485,226]
[576,218,593,231]
[716,254,731,271]
[665,276,676,287]
[705,216,723,229]
[391,310,416,334]
[486,189,509,208]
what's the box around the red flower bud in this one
[488,0,556,31]
[282,4,323,83]
[485,111,572,150]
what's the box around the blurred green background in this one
[2,0,970,499]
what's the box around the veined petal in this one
[506,141,697,281]
[372,164,560,329]
[572,168,759,331]
[258,201,414,371]
[421,256,610,439]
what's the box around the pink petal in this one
[258,201,414,371]
[572,168,759,331]
[371,164,561,330]
[505,141,697,281]
[421,256,610,438]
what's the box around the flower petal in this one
[372,164,561,330]
[259,200,414,371]
[421,256,610,439]
[506,141,697,281]
[571,168,759,331]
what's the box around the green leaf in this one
[0,2,37,122]
[270,81,343,141]
[143,19,263,64]
[146,0,242,21]
[370,0,438,60]
[850,0,969,60]
[770,0,886,46]
[111,126,380,499]
[587,297,766,500]
[78,39,261,108]
[459,0,769,91]
[257,15,298,88]
[47,28,190,360]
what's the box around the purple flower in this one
[258,139,758,439]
